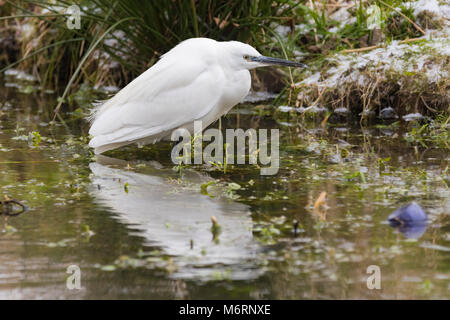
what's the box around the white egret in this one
[88,37,305,154]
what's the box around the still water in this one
[0,80,449,299]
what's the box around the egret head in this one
[223,41,306,71]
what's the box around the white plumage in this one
[89,38,304,154]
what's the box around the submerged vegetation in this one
[0,88,448,297]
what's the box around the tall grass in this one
[1,0,431,114]
[4,1,301,90]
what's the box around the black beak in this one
[250,56,306,68]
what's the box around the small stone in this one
[379,107,398,119]
[388,202,427,224]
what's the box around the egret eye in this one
[243,55,251,61]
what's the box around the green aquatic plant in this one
[200,180,215,197]
[211,216,221,243]
[30,131,42,146]
[226,182,241,199]
[254,223,281,244]
[405,116,450,149]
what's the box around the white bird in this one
[89,37,305,154]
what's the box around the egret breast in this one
[173,69,251,137]
[216,70,251,116]
[196,69,251,130]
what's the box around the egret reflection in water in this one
[89,155,261,280]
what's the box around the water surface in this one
[0,80,449,299]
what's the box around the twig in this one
[341,45,379,53]
[0,14,68,21]
[341,37,425,53]
[420,96,437,113]
[299,86,326,111]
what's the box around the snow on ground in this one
[296,0,450,98]
[329,6,357,31]
[4,69,37,82]
[404,0,450,18]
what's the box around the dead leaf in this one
[313,191,328,220]
[314,191,327,211]
[213,12,231,30]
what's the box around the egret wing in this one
[89,58,225,148]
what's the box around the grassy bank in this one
[290,0,450,118]
[1,0,449,118]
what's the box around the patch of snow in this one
[274,25,291,39]
[4,69,18,76]
[334,107,349,114]
[298,105,328,113]
[359,110,376,117]
[41,5,65,14]
[425,64,447,83]
[403,113,424,121]
[410,0,441,17]
[428,38,450,55]
[243,91,277,103]
[303,23,449,92]
[330,7,351,22]
[94,85,119,94]
[295,23,313,34]
[277,106,296,113]
[328,7,357,31]
[296,72,320,86]
[329,26,339,33]
[4,69,37,82]
[19,23,35,41]
[293,50,307,59]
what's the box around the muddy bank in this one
[293,0,450,117]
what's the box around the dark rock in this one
[388,202,427,224]
[388,202,428,239]
[379,107,397,119]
